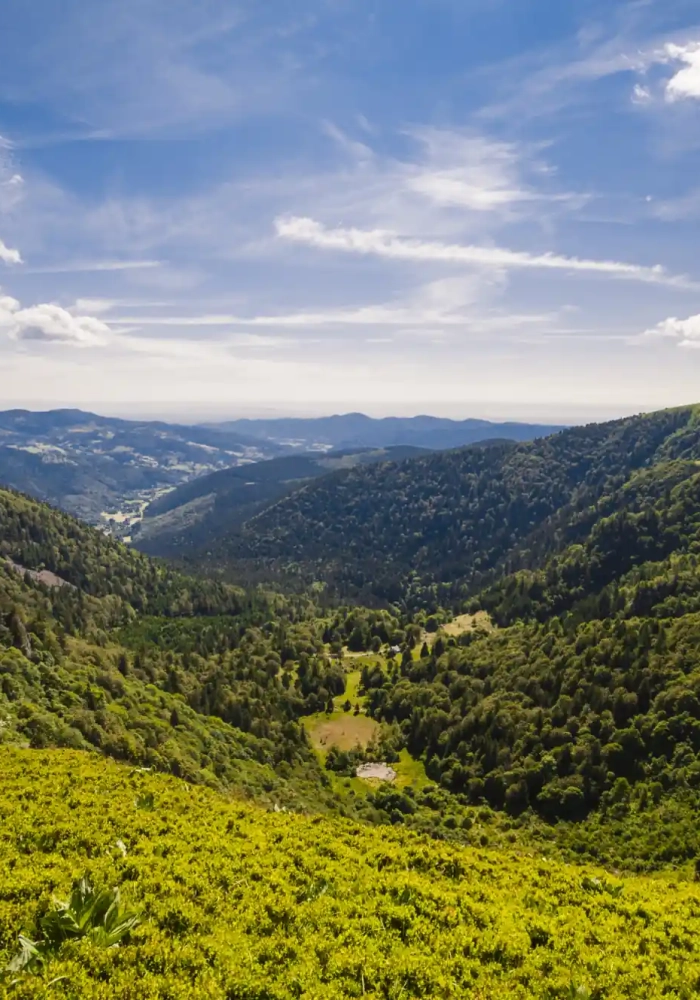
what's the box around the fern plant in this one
[7,876,141,973]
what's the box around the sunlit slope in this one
[3,749,700,999]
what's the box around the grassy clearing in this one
[304,665,378,761]
[424,611,493,645]
[307,712,379,753]
[393,748,430,789]
[306,665,428,791]
[340,668,364,705]
[444,611,493,635]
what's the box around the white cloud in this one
[402,132,533,212]
[0,295,111,345]
[0,134,24,213]
[320,126,586,231]
[631,40,700,106]
[632,83,651,104]
[275,216,695,288]
[113,276,554,335]
[665,42,700,102]
[400,130,584,215]
[0,174,24,214]
[116,304,550,331]
[71,299,118,315]
[25,259,161,274]
[0,238,21,265]
[642,313,700,348]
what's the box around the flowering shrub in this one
[2,747,700,998]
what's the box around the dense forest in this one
[207,406,700,609]
[477,459,700,625]
[358,613,700,866]
[135,446,427,557]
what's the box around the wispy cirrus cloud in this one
[398,129,585,215]
[23,259,162,274]
[275,216,697,288]
[105,274,538,332]
[115,307,550,334]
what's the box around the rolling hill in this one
[0,408,279,526]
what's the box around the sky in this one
[1,0,700,423]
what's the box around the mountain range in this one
[0,408,276,525]
[0,408,562,533]
[205,412,563,451]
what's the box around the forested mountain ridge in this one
[200,405,700,608]
[0,487,251,619]
[135,445,427,557]
[478,458,700,625]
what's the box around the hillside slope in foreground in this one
[2,749,700,999]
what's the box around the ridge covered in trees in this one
[0,487,371,812]
[204,405,700,609]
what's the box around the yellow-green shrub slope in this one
[2,748,700,1000]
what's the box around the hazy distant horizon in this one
[0,397,687,428]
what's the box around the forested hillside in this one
[211,406,700,608]
[360,611,700,868]
[477,459,700,625]
[135,446,427,557]
[0,487,383,814]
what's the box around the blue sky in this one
[1,0,700,422]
